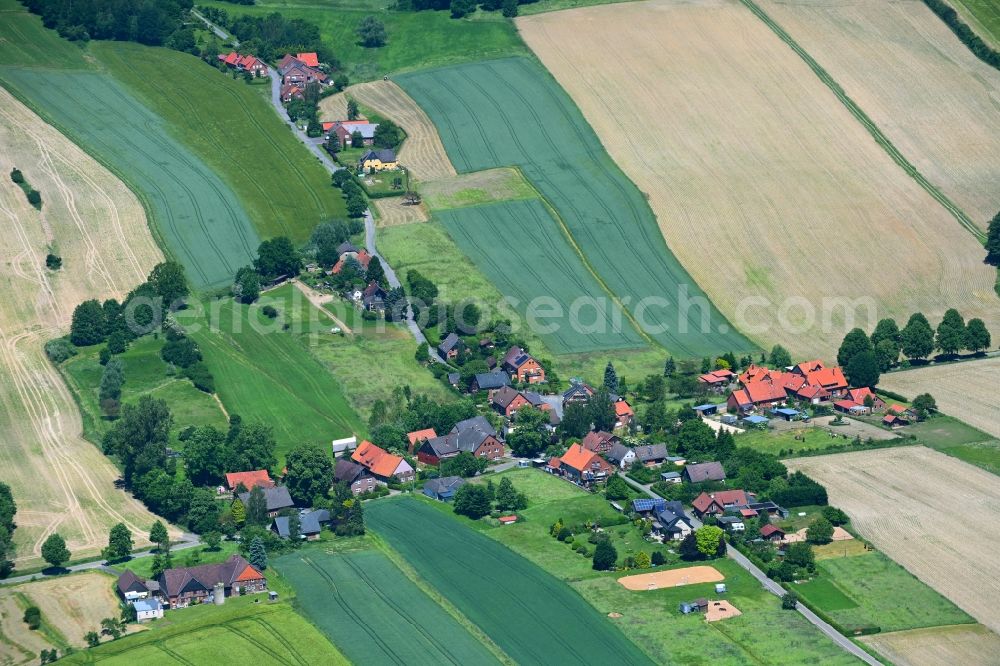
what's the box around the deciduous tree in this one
[845,349,879,388]
[837,328,872,368]
[694,525,724,558]
[453,484,491,519]
[986,211,1000,265]
[768,345,791,368]
[507,407,549,458]
[245,486,269,527]
[495,477,527,512]
[592,540,618,570]
[284,444,333,506]
[70,299,106,346]
[806,517,834,544]
[183,426,227,487]
[935,308,966,356]
[604,474,629,501]
[103,523,133,562]
[901,313,935,360]
[41,533,69,569]
[147,261,189,308]
[964,318,991,353]
[149,521,169,552]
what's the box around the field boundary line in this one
[368,530,517,666]
[739,0,986,243]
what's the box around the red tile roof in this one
[407,428,437,448]
[804,366,847,390]
[560,444,602,473]
[225,470,274,491]
[760,524,784,538]
[796,385,829,400]
[692,490,749,514]
[331,249,371,274]
[352,440,404,478]
[615,400,634,418]
[742,380,788,404]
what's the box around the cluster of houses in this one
[116,554,268,618]
[217,51,268,78]
[278,52,328,102]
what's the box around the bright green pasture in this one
[398,58,754,357]
[95,43,345,244]
[367,497,655,666]
[952,0,1000,47]
[275,548,500,665]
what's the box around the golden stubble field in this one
[787,447,1000,635]
[758,0,1000,228]
[0,87,169,567]
[879,357,1000,439]
[518,0,999,359]
[860,624,1000,666]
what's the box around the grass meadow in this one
[953,0,1000,46]
[275,548,501,665]
[397,57,753,358]
[794,551,973,633]
[367,497,654,665]
[201,0,527,82]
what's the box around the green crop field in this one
[794,552,973,633]
[953,0,1000,47]
[95,43,345,244]
[61,597,349,665]
[439,200,647,354]
[59,336,228,449]
[184,285,364,459]
[275,548,500,665]
[397,58,754,357]
[201,0,527,82]
[367,497,654,665]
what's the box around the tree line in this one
[22,0,195,47]
[922,0,1000,71]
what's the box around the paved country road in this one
[621,476,879,665]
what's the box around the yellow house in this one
[359,149,399,173]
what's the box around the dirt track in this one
[0,87,167,566]
[788,447,1000,635]
[519,0,999,358]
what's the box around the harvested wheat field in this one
[0,571,138,660]
[787,447,1000,634]
[373,196,428,226]
[705,600,741,622]
[879,358,1000,439]
[0,88,169,567]
[758,0,1000,228]
[320,80,456,181]
[860,624,1000,666]
[617,565,723,590]
[519,0,999,358]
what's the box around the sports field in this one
[788,447,1000,635]
[96,43,345,243]
[59,597,349,665]
[860,624,1000,666]
[367,498,655,665]
[519,0,999,359]
[880,358,1000,439]
[275,549,501,665]
[794,552,972,633]
[184,285,364,459]
[397,57,752,357]
[758,0,1000,227]
[439,200,647,354]
[0,87,167,567]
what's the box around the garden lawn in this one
[794,552,974,633]
[737,426,854,457]
[95,43,345,244]
[201,0,528,82]
[60,596,348,665]
[183,285,364,460]
[59,336,228,449]
[367,497,654,665]
[275,548,500,665]
[398,57,753,357]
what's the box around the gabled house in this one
[277,54,327,86]
[333,458,377,495]
[295,52,320,67]
[698,369,736,391]
[333,121,378,147]
[157,555,266,609]
[361,281,387,312]
[683,461,726,483]
[117,570,156,603]
[225,470,274,492]
[134,598,164,622]
[491,385,531,418]
[634,444,669,467]
[474,371,512,395]
[581,431,620,454]
[280,83,304,102]
[238,486,295,518]
[691,490,750,518]
[406,428,437,454]
[883,405,913,428]
[614,399,634,429]
[502,346,545,384]
[845,387,886,411]
[331,249,372,274]
[272,510,330,540]
[654,501,692,540]
[794,360,848,396]
[418,416,504,465]
[834,399,870,416]
[760,524,785,542]
[727,380,788,414]
[352,440,414,483]
[557,443,612,484]
[423,476,466,501]
[607,442,636,469]
[438,333,465,360]
[795,384,830,404]
[218,52,268,77]
[359,149,398,173]
[562,380,594,404]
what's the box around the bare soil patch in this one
[860,624,1000,666]
[879,358,1000,439]
[787,447,1000,634]
[320,80,456,181]
[0,88,167,567]
[758,0,1000,227]
[519,0,999,358]
[705,599,741,622]
[617,565,723,590]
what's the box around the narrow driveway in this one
[191,9,237,45]
[1,533,201,586]
[622,476,878,664]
